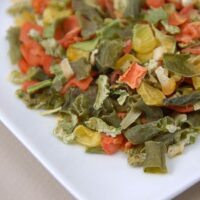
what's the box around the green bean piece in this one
[27,80,52,94]
[144,141,167,174]
[85,147,105,154]
[125,122,160,145]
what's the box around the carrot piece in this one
[117,112,127,119]
[63,15,80,33]
[59,27,82,48]
[22,80,39,92]
[146,0,165,8]
[18,58,30,73]
[41,55,53,76]
[182,46,200,55]
[168,12,187,26]
[180,4,194,17]
[119,63,147,89]
[97,0,115,18]
[20,43,53,76]
[124,141,133,150]
[175,22,200,43]
[32,0,50,14]
[20,22,43,45]
[167,105,194,113]
[123,40,132,54]
[101,134,124,155]
[61,76,93,94]
[166,0,182,10]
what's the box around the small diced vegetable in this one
[73,125,101,147]
[144,141,167,173]
[119,63,147,89]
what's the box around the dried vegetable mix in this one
[7,0,200,173]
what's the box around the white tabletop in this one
[0,121,199,200]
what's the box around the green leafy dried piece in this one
[120,107,141,130]
[161,20,180,34]
[71,58,91,80]
[124,0,143,19]
[51,64,67,92]
[168,128,200,158]
[98,20,133,40]
[7,1,32,16]
[187,111,200,127]
[16,88,64,110]
[96,40,123,69]
[144,8,167,24]
[112,89,129,106]
[154,133,175,147]
[127,145,145,166]
[85,117,121,137]
[98,98,121,127]
[164,91,200,106]
[94,75,110,110]
[101,110,121,128]
[125,122,160,145]
[134,100,163,122]
[71,37,99,51]
[125,117,176,145]
[10,67,48,84]
[54,113,78,143]
[6,27,21,64]
[40,38,65,58]
[144,141,167,173]
[163,54,200,77]
[72,0,103,38]
[66,86,98,119]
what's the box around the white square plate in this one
[1,1,200,200]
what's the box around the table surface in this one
[0,121,199,200]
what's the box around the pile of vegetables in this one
[7,0,200,173]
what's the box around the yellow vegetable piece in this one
[43,7,71,24]
[155,67,176,96]
[181,87,194,95]
[161,78,176,96]
[171,74,182,82]
[15,11,35,26]
[73,125,101,147]
[132,24,157,54]
[192,77,200,90]
[67,46,90,62]
[115,54,139,71]
[137,82,165,106]
[136,51,153,63]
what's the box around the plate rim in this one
[1,110,200,200]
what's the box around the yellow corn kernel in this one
[115,54,139,71]
[192,77,200,90]
[67,46,90,62]
[73,125,101,147]
[137,82,165,106]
